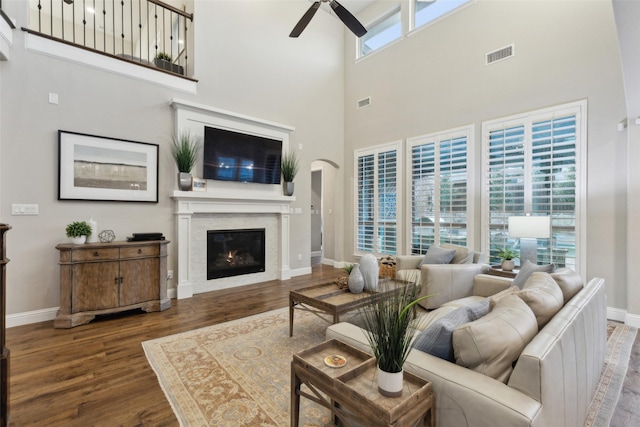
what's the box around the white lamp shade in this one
[508,216,551,239]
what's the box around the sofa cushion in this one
[488,285,519,310]
[412,299,490,361]
[419,245,456,266]
[516,272,564,329]
[550,268,584,303]
[440,243,473,264]
[452,294,538,383]
[512,260,554,289]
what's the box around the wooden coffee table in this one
[291,339,435,426]
[289,279,403,337]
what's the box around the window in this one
[359,7,401,58]
[408,127,471,254]
[482,101,586,271]
[355,142,402,255]
[414,0,472,30]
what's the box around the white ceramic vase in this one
[360,253,379,291]
[502,259,515,271]
[70,236,86,244]
[377,367,403,397]
[348,264,365,294]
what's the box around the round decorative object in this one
[377,367,403,397]
[348,264,365,294]
[502,259,515,271]
[98,230,116,243]
[324,355,347,368]
[359,253,379,291]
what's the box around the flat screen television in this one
[203,126,282,184]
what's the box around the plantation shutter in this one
[410,142,436,253]
[355,143,400,255]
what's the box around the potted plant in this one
[498,247,519,271]
[171,131,201,191]
[360,281,431,397]
[153,52,184,75]
[66,221,92,244]
[281,149,299,196]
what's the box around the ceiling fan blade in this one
[289,1,322,38]
[329,0,367,37]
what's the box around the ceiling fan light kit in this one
[290,0,367,38]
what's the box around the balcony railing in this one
[25,0,193,78]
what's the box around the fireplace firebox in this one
[207,228,266,280]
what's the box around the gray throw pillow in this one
[419,245,456,267]
[412,299,490,361]
[512,260,554,289]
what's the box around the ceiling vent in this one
[486,44,514,65]
[357,96,372,109]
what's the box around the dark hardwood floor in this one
[6,263,344,426]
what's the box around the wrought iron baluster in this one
[120,0,124,56]
[82,0,86,46]
[102,0,105,53]
[37,0,42,33]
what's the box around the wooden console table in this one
[55,240,171,328]
[1,224,11,427]
[292,339,434,426]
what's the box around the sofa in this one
[396,243,488,309]
[326,270,607,427]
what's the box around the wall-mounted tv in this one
[203,126,282,184]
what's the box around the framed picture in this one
[58,130,159,202]
[191,178,207,192]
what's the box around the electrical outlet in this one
[297,253,302,261]
[167,270,173,279]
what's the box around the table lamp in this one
[508,215,551,266]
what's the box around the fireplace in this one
[207,228,266,280]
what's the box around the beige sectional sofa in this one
[326,270,607,427]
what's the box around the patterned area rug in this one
[143,309,637,427]
[585,322,638,427]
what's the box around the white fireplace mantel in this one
[172,191,295,299]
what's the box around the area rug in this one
[584,322,638,427]
[143,309,637,427]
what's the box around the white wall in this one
[0,0,345,321]
[343,0,628,308]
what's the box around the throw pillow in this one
[550,268,584,304]
[412,299,490,361]
[516,272,564,329]
[440,243,473,264]
[419,245,456,267]
[512,260,555,289]
[452,294,538,383]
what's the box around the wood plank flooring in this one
[6,263,344,426]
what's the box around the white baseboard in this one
[7,307,58,328]
[607,307,640,328]
[311,251,322,257]
[290,266,312,277]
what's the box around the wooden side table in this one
[487,265,519,279]
[291,339,435,427]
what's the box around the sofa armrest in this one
[419,263,489,309]
[473,273,514,297]
[396,255,422,271]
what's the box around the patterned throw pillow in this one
[512,260,554,289]
[412,299,490,361]
[419,245,456,267]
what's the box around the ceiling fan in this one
[289,0,367,38]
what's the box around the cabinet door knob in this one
[93,251,99,257]
[137,249,143,254]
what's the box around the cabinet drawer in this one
[120,245,160,259]
[71,248,120,262]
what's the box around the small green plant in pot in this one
[171,131,202,191]
[66,221,92,244]
[498,247,519,271]
[359,280,432,397]
[281,149,299,196]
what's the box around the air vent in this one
[486,44,514,65]
[357,97,372,109]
